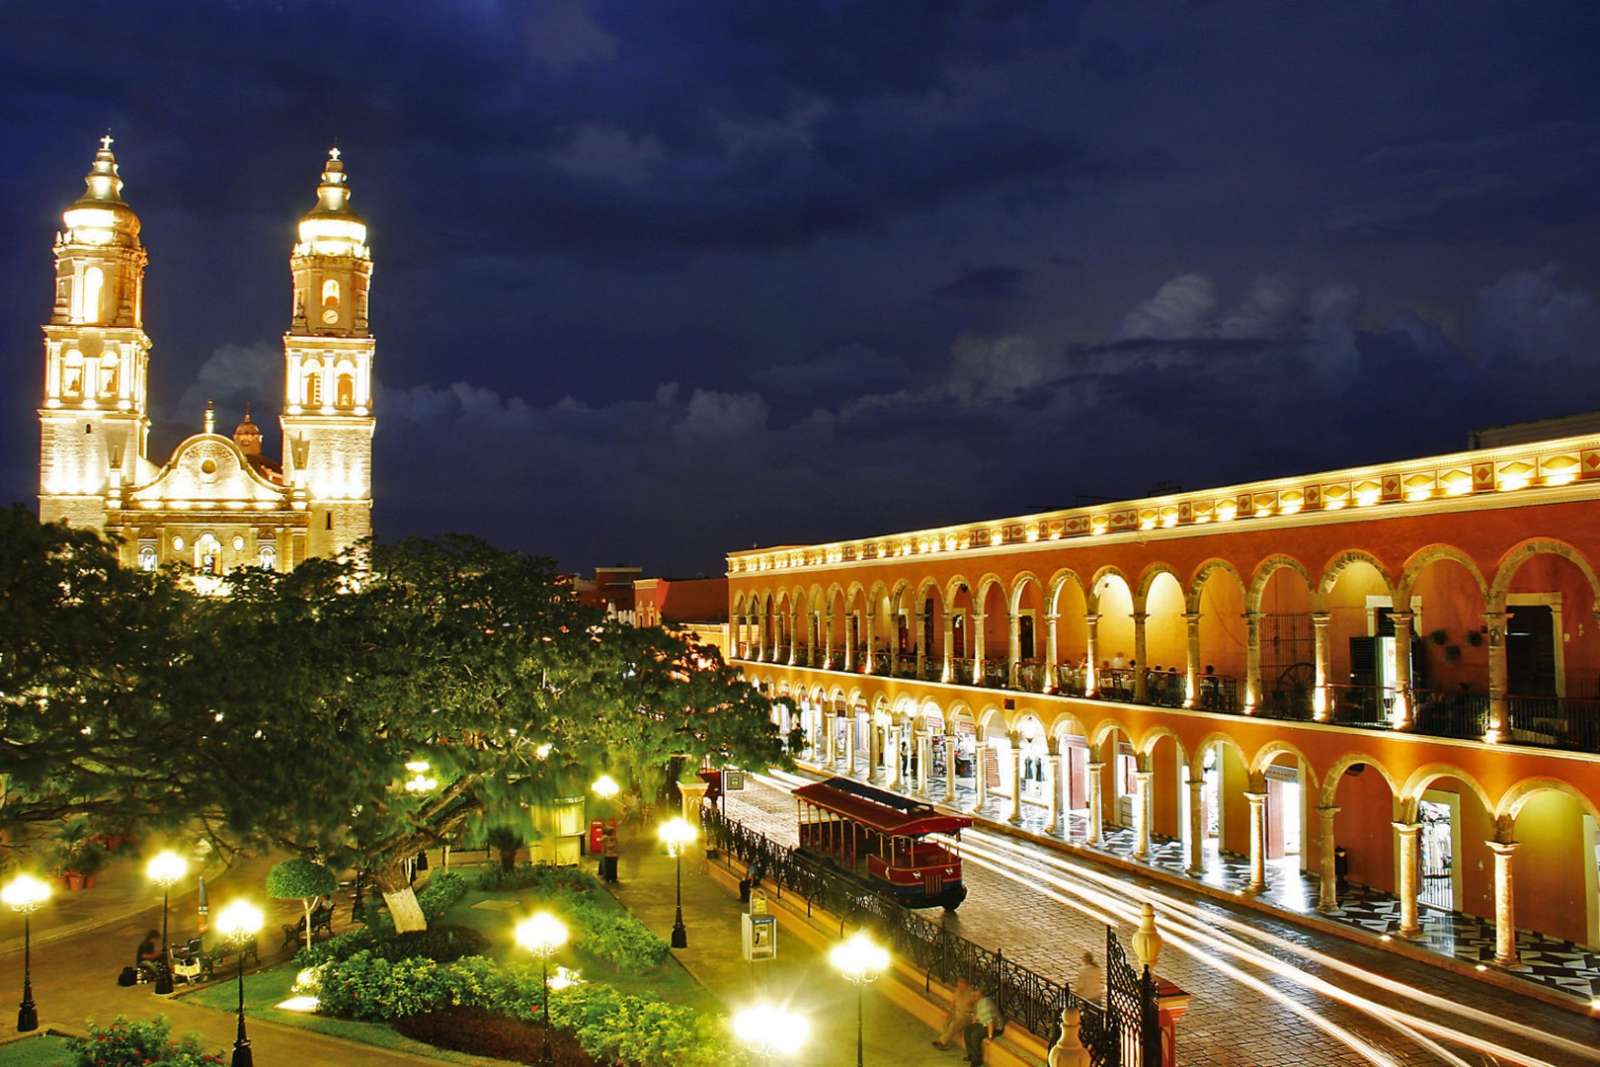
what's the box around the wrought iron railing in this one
[701,806,1162,1064]
[1325,684,1395,729]
[1412,690,1488,741]
[1506,694,1600,753]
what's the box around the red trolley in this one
[793,776,970,910]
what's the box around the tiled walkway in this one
[809,749,1600,1005]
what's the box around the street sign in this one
[723,768,746,791]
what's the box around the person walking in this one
[933,977,981,1049]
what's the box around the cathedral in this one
[37,137,375,572]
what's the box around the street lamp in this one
[732,1001,809,1064]
[830,930,889,1067]
[515,911,569,1067]
[657,816,696,949]
[2,874,49,1032]
[215,900,263,1067]
[591,774,620,801]
[146,850,188,995]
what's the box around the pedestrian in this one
[965,988,1000,1064]
[933,977,981,1049]
[1074,950,1104,1006]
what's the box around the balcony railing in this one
[741,651,1600,755]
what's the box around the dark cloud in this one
[5,2,1600,571]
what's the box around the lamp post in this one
[732,1001,809,1065]
[657,816,696,949]
[515,911,569,1067]
[830,930,889,1067]
[146,850,188,995]
[2,874,49,1032]
[215,900,263,1067]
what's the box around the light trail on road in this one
[753,768,1600,1066]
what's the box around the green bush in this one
[297,922,486,967]
[314,952,744,1066]
[469,865,667,973]
[69,1016,225,1066]
[416,870,469,918]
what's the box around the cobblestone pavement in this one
[720,772,1600,1067]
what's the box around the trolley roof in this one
[794,777,972,837]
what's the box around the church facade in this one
[37,138,375,572]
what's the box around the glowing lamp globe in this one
[591,774,620,800]
[515,911,568,959]
[146,850,188,888]
[1,873,50,914]
[658,816,697,856]
[830,930,889,984]
[216,900,264,942]
[733,1001,810,1058]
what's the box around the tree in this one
[266,858,336,954]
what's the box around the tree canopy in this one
[0,509,785,915]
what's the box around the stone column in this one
[678,779,711,824]
[1006,731,1024,825]
[1085,761,1105,846]
[1245,791,1268,893]
[755,611,767,662]
[917,732,933,795]
[844,616,857,672]
[1084,612,1101,697]
[1183,611,1201,708]
[1394,821,1423,939]
[868,719,883,782]
[915,611,927,679]
[1488,836,1520,965]
[1316,804,1341,914]
[1133,768,1153,860]
[1390,609,1414,729]
[788,612,800,666]
[1042,612,1059,693]
[844,712,857,775]
[1311,611,1331,721]
[974,740,988,810]
[824,612,836,671]
[1243,611,1262,712]
[1132,611,1150,703]
[1483,610,1508,742]
[1008,612,1022,687]
[944,731,959,803]
[942,614,956,683]
[823,711,835,764]
[862,611,876,675]
[1045,736,1062,834]
[972,611,987,685]
[1185,775,1206,876]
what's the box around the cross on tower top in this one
[328,146,340,161]
[100,133,114,152]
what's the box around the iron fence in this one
[701,806,1163,1065]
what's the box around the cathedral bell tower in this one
[39,136,152,528]
[280,148,376,559]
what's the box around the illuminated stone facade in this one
[37,140,375,571]
[728,432,1600,962]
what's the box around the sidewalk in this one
[606,833,976,1067]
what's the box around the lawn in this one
[0,1034,73,1066]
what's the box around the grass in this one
[0,1034,73,1066]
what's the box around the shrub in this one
[297,922,486,967]
[69,1016,225,1066]
[416,870,469,919]
[468,865,667,973]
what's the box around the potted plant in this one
[52,820,109,891]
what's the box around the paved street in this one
[723,770,1600,1067]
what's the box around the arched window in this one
[336,373,354,408]
[138,545,158,572]
[321,278,341,308]
[304,368,322,407]
[77,266,105,324]
[196,534,221,575]
[62,349,85,399]
[99,354,118,397]
[258,544,277,571]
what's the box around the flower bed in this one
[396,1005,596,1066]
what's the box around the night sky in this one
[5,2,1600,575]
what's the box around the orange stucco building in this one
[726,427,1600,962]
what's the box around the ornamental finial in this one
[100,132,114,152]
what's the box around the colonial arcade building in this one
[728,432,1600,987]
[37,138,376,571]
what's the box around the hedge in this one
[311,952,743,1067]
[470,865,668,974]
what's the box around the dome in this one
[62,134,140,245]
[232,405,263,456]
[296,148,367,254]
